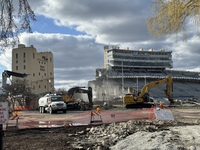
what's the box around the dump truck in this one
[123,75,174,108]
[38,94,67,114]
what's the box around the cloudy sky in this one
[1,0,200,90]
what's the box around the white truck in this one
[38,94,67,114]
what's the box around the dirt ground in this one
[3,125,97,150]
[3,105,200,150]
[3,119,200,150]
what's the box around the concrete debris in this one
[111,125,200,150]
[70,119,200,149]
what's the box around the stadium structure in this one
[88,45,200,102]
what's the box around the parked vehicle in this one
[38,94,67,114]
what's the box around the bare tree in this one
[147,0,200,39]
[3,79,38,110]
[0,0,36,52]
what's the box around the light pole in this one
[136,77,138,94]
[122,60,124,98]
[106,69,109,105]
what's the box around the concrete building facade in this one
[89,45,200,101]
[12,44,54,94]
[104,45,173,70]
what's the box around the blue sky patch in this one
[31,15,86,35]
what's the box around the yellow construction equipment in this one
[59,86,93,110]
[123,75,174,108]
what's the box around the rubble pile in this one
[111,124,200,150]
[71,120,194,149]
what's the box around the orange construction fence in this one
[149,106,156,120]
[13,105,33,111]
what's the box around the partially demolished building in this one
[88,46,200,101]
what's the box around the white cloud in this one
[1,0,200,90]
[171,36,200,70]
[30,0,152,43]
[0,48,12,71]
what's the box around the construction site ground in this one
[3,102,200,150]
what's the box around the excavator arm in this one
[67,86,88,98]
[165,75,173,103]
[2,70,28,88]
[138,75,173,103]
[63,86,93,105]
